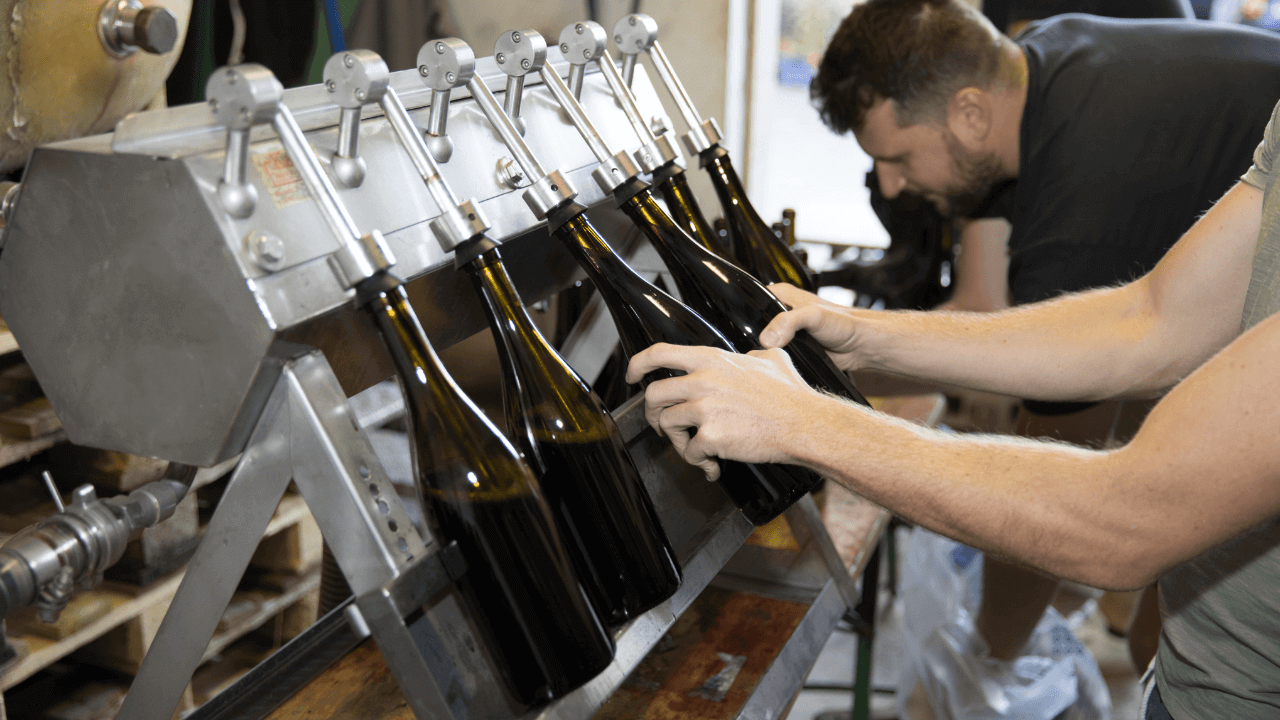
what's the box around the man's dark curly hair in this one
[811,0,1010,134]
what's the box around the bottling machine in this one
[0,15,887,720]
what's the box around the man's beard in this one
[930,133,1009,219]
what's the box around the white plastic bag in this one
[896,528,1111,720]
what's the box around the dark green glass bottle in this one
[701,147,816,291]
[362,283,613,706]
[466,247,681,626]
[651,164,728,258]
[547,206,818,524]
[616,184,870,409]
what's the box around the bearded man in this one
[808,0,1280,677]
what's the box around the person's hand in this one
[625,343,823,481]
[760,283,872,372]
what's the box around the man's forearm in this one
[854,284,1171,400]
[786,393,1148,588]
[853,182,1262,400]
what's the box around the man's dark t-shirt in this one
[970,15,1280,414]
[982,15,1280,305]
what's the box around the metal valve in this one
[416,39,476,163]
[323,50,391,188]
[208,63,394,287]
[205,64,284,218]
[533,33,640,197]
[428,37,576,221]
[612,13,659,87]
[494,29,547,137]
[613,13,724,158]
[0,468,193,624]
[98,0,179,57]
[337,49,491,263]
[565,19,680,175]
[559,22,608,100]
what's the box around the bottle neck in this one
[620,189,715,304]
[703,151,814,290]
[654,168,726,257]
[552,213,651,312]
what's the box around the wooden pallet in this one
[1,493,321,692]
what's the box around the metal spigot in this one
[416,39,475,163]
[327,50,491,265]
[493,29,547,137]
[530,29,640,197]
[613,13,724,158]
[323,50,390,188]
[423,38,576,221]
[564,20,679,175]
[558,22,606,100]
[207,63,394,287]
[98,0,180,57]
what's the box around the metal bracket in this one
[116,351,457,720]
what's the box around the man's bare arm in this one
[763,182,1262,401]
[629,309,1280,589]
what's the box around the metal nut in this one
[497,157,525,189]
[247,232,287,271]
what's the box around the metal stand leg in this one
[117,352,460,720]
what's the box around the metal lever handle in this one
[41,471,65,513]
[205,64,281,218]
[559,21,608,100]
[536,62,639,196]
[330,49,490,258]
[494,29,547,136]
[206,64,393,288]
[416,39,475,163]
[613,13,724,157]
[595,46,681,174]
[429,38,576,220]
[323,50,391,188]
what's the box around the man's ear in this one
[946,88,992,148]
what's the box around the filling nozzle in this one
[423,37,577,222]
[613,13,725,159]
[205,64,395,291]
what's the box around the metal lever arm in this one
[206,64,393,288]
[327,49,492,261]
[537,63,640,196]
[426,38,576,220]
[614,14,724,157]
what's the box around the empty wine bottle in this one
[615,181,870,409]
[363,282,614,706]
[442,33,810,524]
[549,207,820,524]
[466,247,681,625]
[702,147,816,291]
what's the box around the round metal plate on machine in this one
[416,38,475,92]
